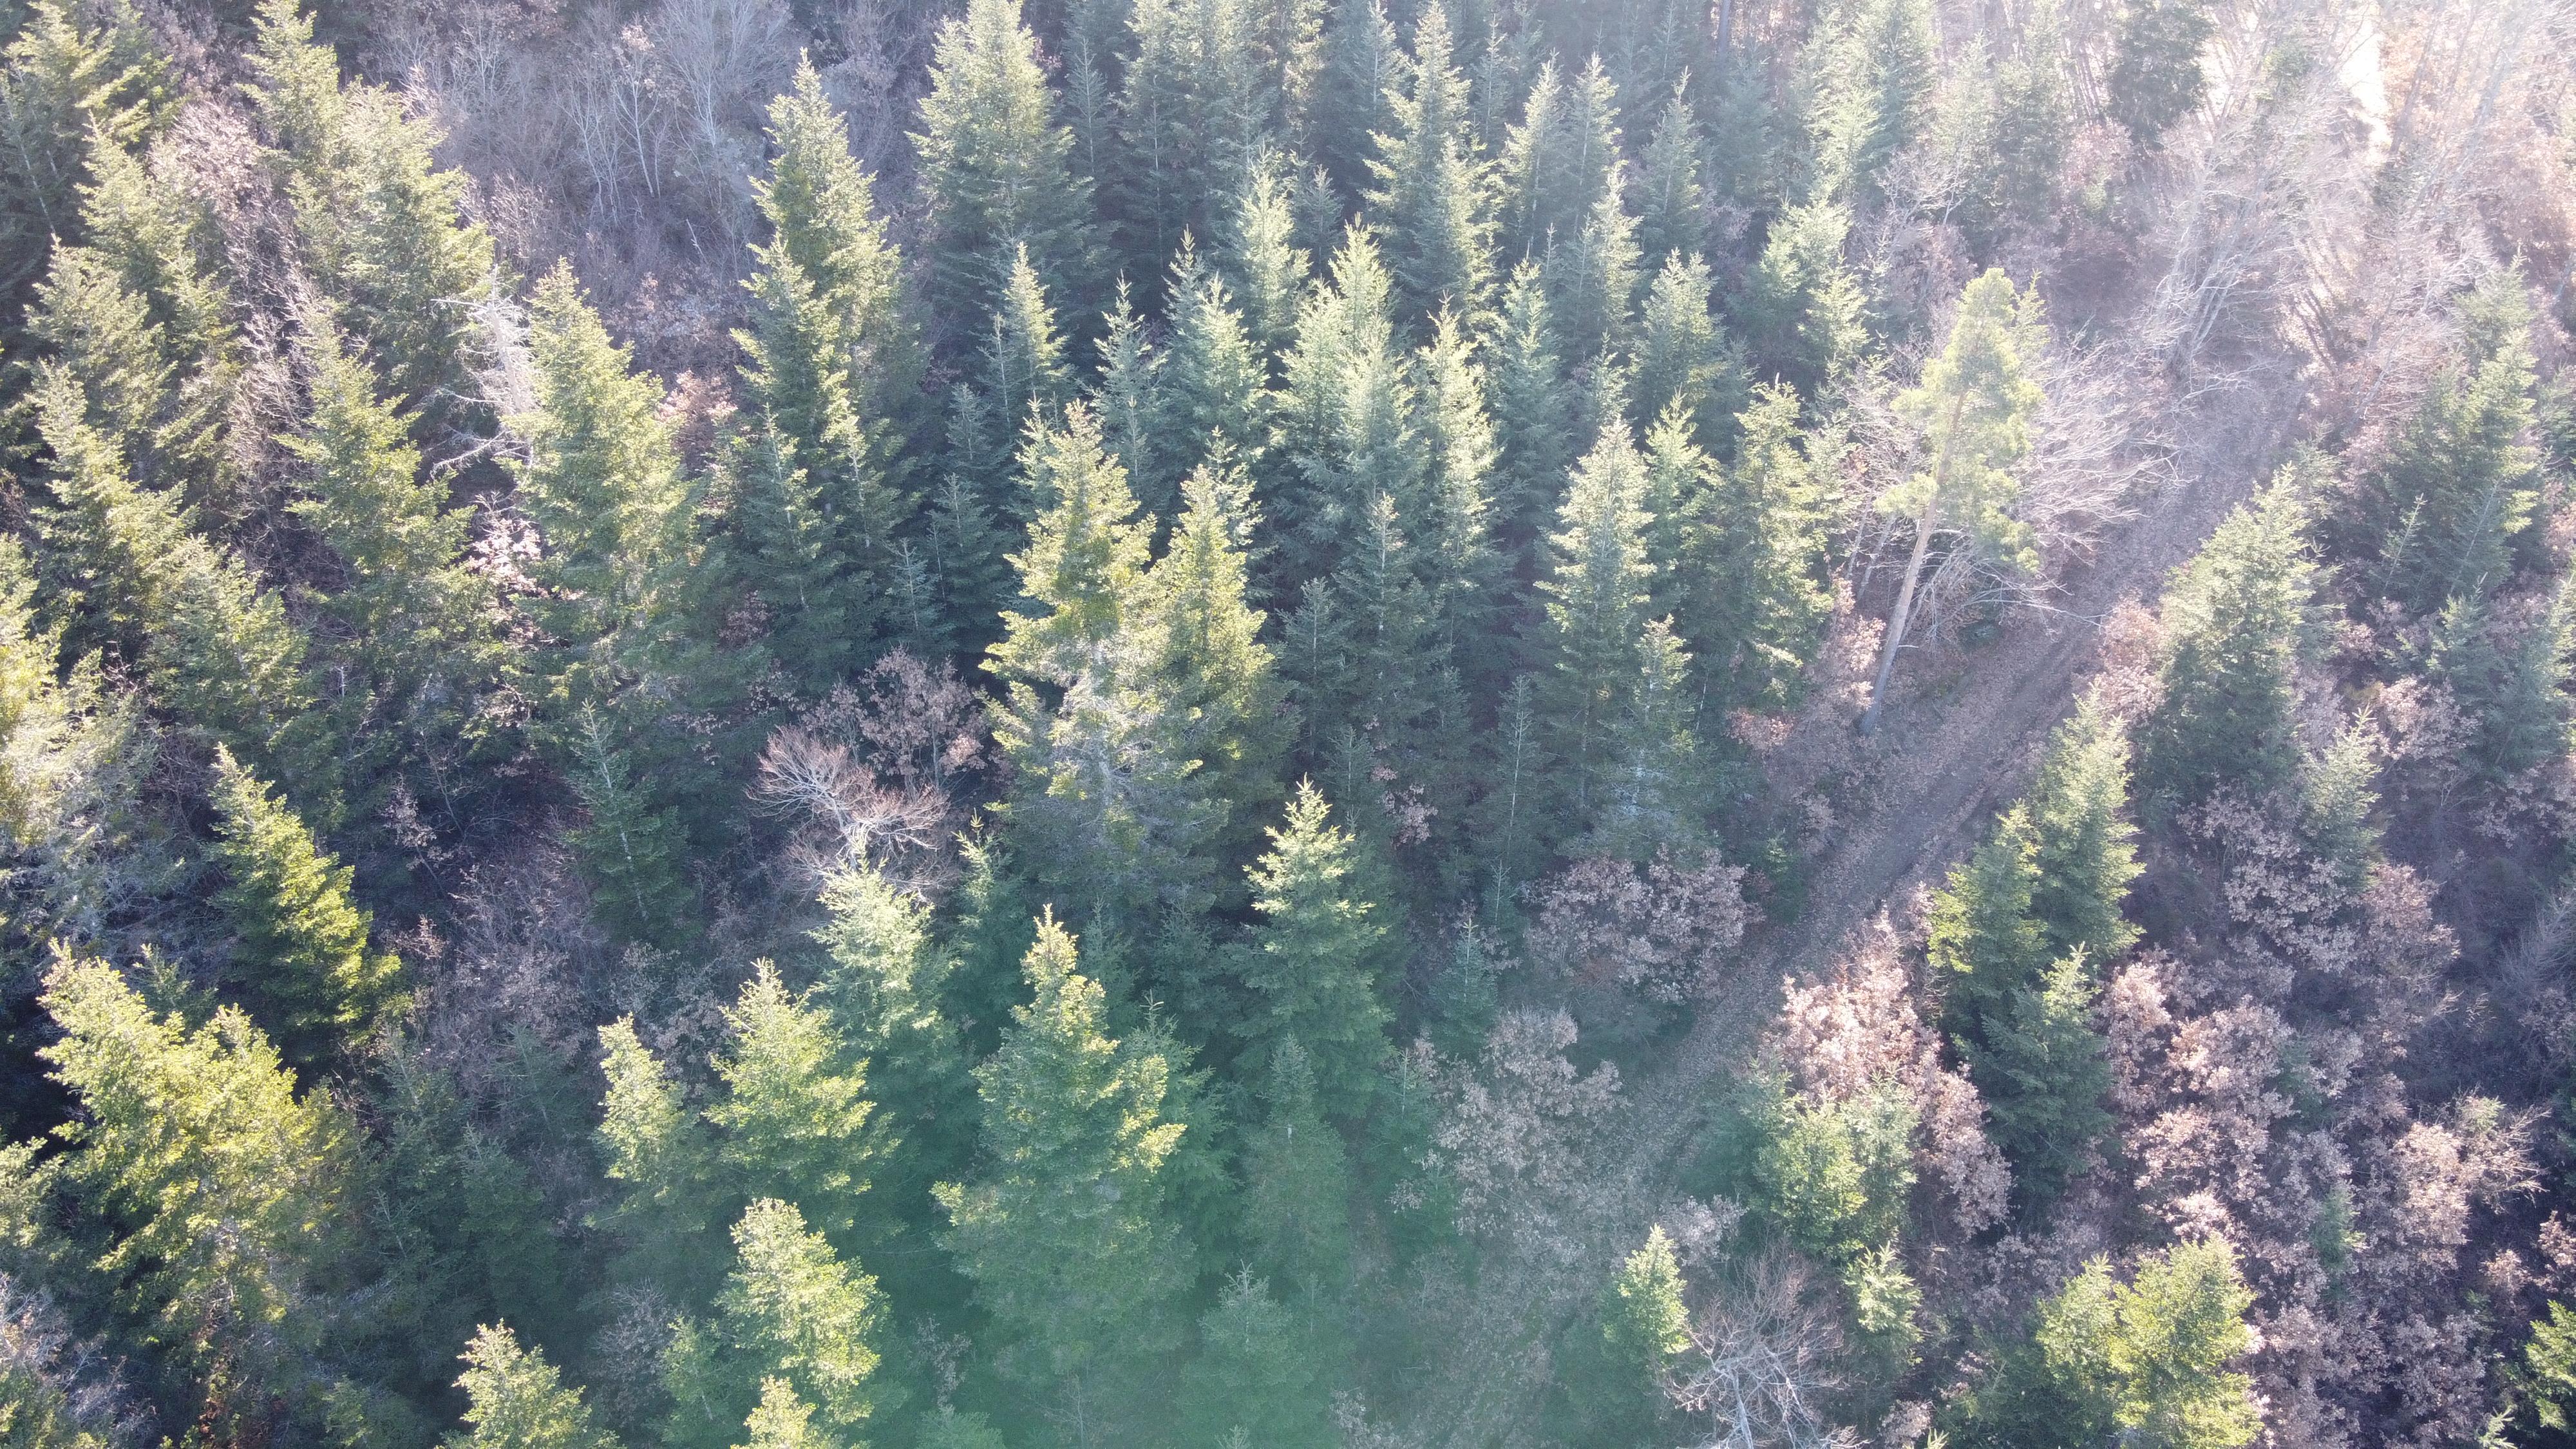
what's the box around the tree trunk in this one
[1860,496,1938,737]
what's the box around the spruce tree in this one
[447,1324,620,1449]
[2023,700,2144,963]
[1235,782,1394,1117]
[1861,269,2046,735]
[1631,251,1740,449]
[207,745,406,1060]
[912,0,1095,323]
[1669,383,1833,714]
[1634,79,1708,267]
[1488,262,1577,572]
[933,915,1191,1424]
[1737,200,1868,401]
[595,1018,719,1298]
[1220,153,1311,365]
[1591,1226,1687,1439]
[1966,950,2112,1211]
[664,1200,891,1449]
[1238,1038,1353,1297]
[2136,476,2318,808]
[1365,3,1493,325]
[1276,224,1418,585]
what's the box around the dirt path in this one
[1421,374,2302,1447]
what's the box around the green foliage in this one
[594,1018,717,1298]
[1739,200,1869,402]
[1668,383,1834,714]
[2433,568,2576,779]
[1883,269,2045,575]
[1173,1270,1336,1449]
[1965,951,2112,1209]
[933,915,1189,1414]
[2023,701,2145,963]
[1748,1075,1917,1275]
[664,1200,891,1449]
[207,746,406,1059]
[1964,1238,2260,1449]
[1537,419,1658,830]
[2137,475,2318,808]
[446,1323,618,1449]
[2107,0,2214,146]
[0,0,167,304]
[706,963,879,1247]
[1590,1224,1687,1434]
[1238,1038,1353,1297]
[913,0,1095,321]
[1108,0,1269,279]
[1365,3,1491,324]
[1631,254,1740,450]
[812,866,976,1221]
[251,0,496,415]
[2520,1300,2576,1438]
[1488,263,1577,565]
[40,958,359,1390]
[1236,782,1394,1117]
[1634,80,1708,268]
[1804,0,1935,207]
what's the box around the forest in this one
[1,0,2574,1444]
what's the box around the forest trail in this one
[1427,375,2302,1446]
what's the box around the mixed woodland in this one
[5,0,2576,1444]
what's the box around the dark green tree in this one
[1668,383,1833,714]
[2023,700,2145,963]
[0,0,167,305]
[1365,3,1492,324]
[912,0,1095,324]
[1234,782,1394,1117]
[1238,1038,1353,1297]
[2136,475,2318,808]
[1173,1271,1336,1449]
[2107,0,2214,147]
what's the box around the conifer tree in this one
[812,866,976,1216]
[447,1324,620,1449]
[913,0,1095,323]
[1926,804,2049,1032]
[207,745,406,1059]
[1173,1271,1336,1449]
[1591,1226,1688,1439]
[249,0,496,416]
[983,244,1074,440]
[1634,79,1708,267]
[27,240,185,486]
[1591,614,1703,860]
[2107,0,2215,147]
[596,1018,719,1298]
[1312,0,1400,197]
[1365,3,1492,325]
[1110,0,1267,278]
[2434,566,2576,779]
[1150,450,1289,857]
[562,706,694,946]
[1738,200,1868,401]
[1155,240,1273,499]
[1804,0,1935,207]
[1220,153,1311,365]
[41,958,360,1390]
[1489,262,1577,570]
[934,915,1191,1424]
[1967,950,2112,1211]
[1546,158,1643,364]
[1238,1038,1353,1296]
[737,1379,834,1449]
[1092,278,1168,510]
[2023,701,2144,963]
[1235,782,1394,1117]
[0,0,167,303]
[1668,383,1832,714]
[1276,225,1418,584]
[2136,477,2317,808]
[285,324,500,800]
[1410,307,1508,688]
[1498,56,1622,265]
[1861,269,2046,735]
[1631,252,1739,448]
[664,1200,891,1449]
[705,963,879,1247]
[1537,420,1656,825]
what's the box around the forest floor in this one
[1417,361,2306,1446]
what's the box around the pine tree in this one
[1173,1271,1336,1449]
[0,0,167,304]
[596,1018,719,1298]
[913,0,1095,323]
[1738,200,1868,401]
[1238,1038,1353,1296]
[250,0,496,417]
[705,963,879,1247]
[2136,475,2318,808]
[933,915,1190,1421]
[41,958,359,1388]
[1365,3,1492,325]
[1235,782,1394,1117]
[207,745,406,1059]
[447,1324,620,1449]
[2023,700,2144,963]
[1861,269,2047,734]
[1537,419,1656,826]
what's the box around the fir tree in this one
[1410,307,1508,689]
[0,0,167,304]
[1312,0,1401,197]
[1109,0,1267,279]
[1220,153,1311,364]
[1926,804,2049,1033]
[1276,224,1418,585]
[984,244,1074,440]
[1238,1037,1353,1297]
[1737,200,1868,401]
[41,958,360,1390]
[1965,950,2112,1211]
[1489,263,1577,572]
[447,1324,620,1449]
[1173,1271,1336,1449]
[562,705,693,947]
[1630,251,1740,449]
[737,1380,834,1449]
[2023,700,2144,963]
[665,1200,891,1449]
[250,0,497,417]
[1545,158,1643,364]
[1590,1225,1687,1440]
[1861,269,2046,735]
[913,0,1095,323]
[1804,0,1935,207]
[2434,567,2576,779]
[812,866,977,1225]
[596,1018,719,1298]
[1590,614,1703,861]
[933,915,1191,1425]
[2107,0,2214,147]
[207,744,406,1060]
[1498,56,1622,265]
[1634,79,1708,267]
[1153,245,1272,498]
[1669,383,1833,714]
[2136,475,2318,808]
[1148,449,1289,860]
[705,963,880,1247]
[1537,420,1656,826]
[1365,3,1493,325]
[1235,782,1394,1117]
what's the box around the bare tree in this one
[1666,1255,1864,1449]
